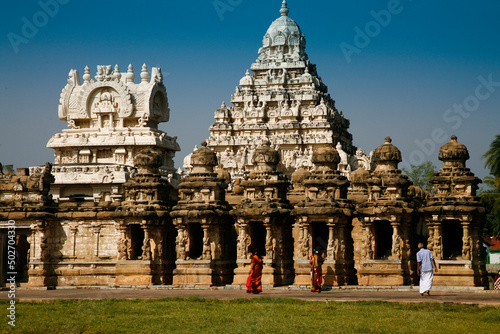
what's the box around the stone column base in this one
[27,263,56,287]
[173,260,213,286]
[115,261,154,286]
[357,259,406,286]
[432,260,487,287]
[261,263,276,285]
[293,260,312,286]
[322,260,356,286]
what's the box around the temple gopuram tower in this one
[204,1,366,180]
[46,64,180,202]
[422,136,487,286]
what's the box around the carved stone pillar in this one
[274,225,283,258]
[69,224,78,259]
[472,225,482,259]
[176,224,188,261]
[369,223,375,260]
[462,221,471,261]
[236,219,249,260]
[140,222,152,261]
[434,224,443,260]
[327,224,335,260]
[29,223,38,261]
[264,223,273,260]
[202,224,211,261]
[301,222,310,259]
[37,221,50,262]
[402,223,411,260]
[390,223,401,260]
[92,223,101,259]
[27,220,53,287]
[117,223,128,261]
[427,224,435,252]
[340,240,347,262]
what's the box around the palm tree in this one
[483,134,500,179]
[481,135,500,236]
[483,175,500,190]
[0,163,14,173]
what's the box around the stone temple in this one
[0,1,488,289]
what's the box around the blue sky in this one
[0,0,499,181]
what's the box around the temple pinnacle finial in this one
[280,0,289,16]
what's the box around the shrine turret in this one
[45,64,180,203]
[422,135,487,286]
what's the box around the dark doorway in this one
[312,222,329,254]
[188,223,203,259]
[375,220,393,259]
[250,222,266,257]
[0,231,30,284]
[0,233,6,284]
[130,225,144,260]
[16,234,30,282]
[442,220,463,260]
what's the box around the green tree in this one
[480,134,500,236]
[402,161,437,192]
[483,175,500,189]
[0,163,14,173]
[483,134,500,179]
[480,189,500,236]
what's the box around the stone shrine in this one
[292,144,356,286]
[170,142,234,286]
[353,137,427,286]
[422,136,487,286]
[231,140,294,286]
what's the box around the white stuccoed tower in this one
[201,1,370,180]
[42,64,180,202]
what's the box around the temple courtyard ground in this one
[1,286,500,305]
[1,287,499,333]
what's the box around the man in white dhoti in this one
[416,242,438,296]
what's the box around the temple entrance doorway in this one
[312,223,329,255]
[375,220,392,259]
[250,222,266,257]
[129,225,144,260]
[0,229,30,286]
[442,220,463,260]
[188,223,203,260]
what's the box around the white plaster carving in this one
[198,3,371,181]
[47,64,180,202]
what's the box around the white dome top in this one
[257,1,308,63]
[239,69,253,86]
[264,16,302,47]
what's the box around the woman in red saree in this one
[247,250,263,294]
[310,249,324,293]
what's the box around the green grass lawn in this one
[1,297,499,334]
